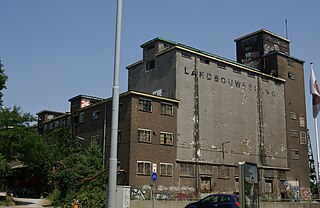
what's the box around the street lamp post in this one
[221,140,230,159]
[107,0,122,207]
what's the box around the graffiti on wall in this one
[130,185,196,200]
[284,180,311,201]
[263,44,280,55]
[241,51,261,68]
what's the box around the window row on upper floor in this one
[289,112,305,127]
[138,98,174,116]
[138,128,174,146]
[72,98,173,124]
[290,129,307,145]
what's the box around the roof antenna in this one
[285,19,289,39]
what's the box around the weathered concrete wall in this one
[130,200,320,208]
[175,54,287,167]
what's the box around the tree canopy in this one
[0,60,8,106]
[0,61,106,206]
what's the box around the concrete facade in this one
[235,29,309,188]
[127,29,309,199]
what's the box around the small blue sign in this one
[151,172,158,182]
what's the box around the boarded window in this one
[217,165,230,179]
[200,177,212,193]
[265,180,273,193]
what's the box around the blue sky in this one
[1,1,320,148]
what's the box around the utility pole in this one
[107,0,122,207]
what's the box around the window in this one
[92,110,100,120]
[181,52,192,59]
[137,161,151,175]
[291,149,300,160]
[199,164,213,175]
[160,132,173,145]
[139,98,152,112]
[233,68,241,74]
[299,115,305,127]
[300,131,307,145]
[163,43,170,49]
[264,180,273,193]
[79,112,84,123]
[67,117,71,126]
[119,103,122,112]
[145,44,155,51]
[288,72,296,80]
[287,59,295,67]
[217,63,226,69]
[180,163,194,177]
[161,103,173,116]
[278,170,286,180]
[290,112,297,120]
[235,177,239,192]
[49,123,53,130]
[138,129,151,143]
[217,165,230,179]
[118,130,122,142]
[264,169,274,178]
[247,72,256,78]
[275,81,282,86]
[54,121,59,128]
[200,177,212,193]
[60,119,67,126]
[291,129,299,138]
[146,60,155,71]
[160,163,173,176]
[91,135,99,147]
[200,58,210,65]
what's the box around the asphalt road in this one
[0,197,51,208]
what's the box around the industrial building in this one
[37,29,310,200]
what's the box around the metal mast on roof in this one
[285,19,289,39]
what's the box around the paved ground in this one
[0,197,51,208]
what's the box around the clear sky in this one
[1,1,320,149]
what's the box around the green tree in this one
[46,129,106,207]
[0,106,36,162]
[0,106,50,193]
[0,60,8,106]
